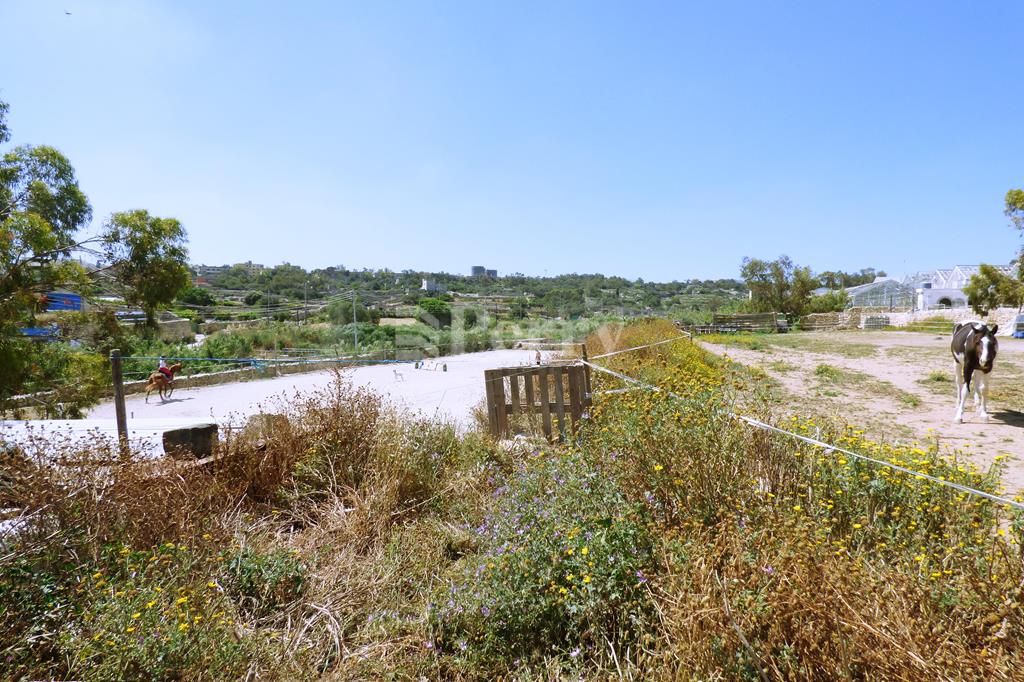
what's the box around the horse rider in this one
[158,356,173,381]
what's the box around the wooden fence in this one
[484,364,592,442]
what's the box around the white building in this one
[903,265,1014,310]
[421,279,447,293]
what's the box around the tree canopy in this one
[101,210,190,325]
[1006,187,1024,233]
[0,99,97,409]
[964,264,1024,315]
[418,297,452,328]
[817,268,886,289]
[740,255,818,318]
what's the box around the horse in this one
[145,362,182,403]
[951,321,998,423]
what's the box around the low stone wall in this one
[115,358,390,398]
[799,307,1019,334]
[158,318,194,342]
[799,312,858,331]
[198,320,265,334]
[883,308,1020,333]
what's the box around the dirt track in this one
[700,331,1024,495]
[87,349,553,431]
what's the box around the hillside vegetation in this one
[1,320,1021,680]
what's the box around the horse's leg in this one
[977,372,990,422]
[953,362,967,423]
[145,383,151,403]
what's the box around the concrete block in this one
[162,422,218,459]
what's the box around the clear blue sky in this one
[3,0,1023,281]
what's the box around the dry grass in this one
[3,325,1023,680]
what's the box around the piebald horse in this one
[145,362,182,403]
[951,322,998,423]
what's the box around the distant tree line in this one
[197,265,751,320]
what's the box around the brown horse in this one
[145,362,182,402]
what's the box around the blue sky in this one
[3,0,1023,280]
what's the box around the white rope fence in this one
[578,358,1024,512]
[590,333,691,360]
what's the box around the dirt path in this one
[701,332,1024,495]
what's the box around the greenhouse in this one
[842,278,915,309]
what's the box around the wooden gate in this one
[484,363,592,442]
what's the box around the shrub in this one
[1,538,260,681]
[224,547,305,620]
[434,448,658,665]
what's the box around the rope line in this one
[119,355,407,365]
[590,333,691,360]
[578,359,1024,511]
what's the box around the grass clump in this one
[814,363,845,382]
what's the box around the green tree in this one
[740,255,817,318]
[325,299,375,324]
[510,297,529,319]
[964,263,1024,315]
[101,210,190,326]
[462,306,480,329]
[418,297,452,328]
[1006,187,1024,233]
[177,285,215,306]
[543,288,585,318]
[806,289,849,313]
[1,99,96,409]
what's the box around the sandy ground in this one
[87,349,554,431]
[700,331,1024,494]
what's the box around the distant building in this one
[193,262,264,277]
[421,279,447,293]
[471,265,486,277]
[486,269,498,278]
[813,264,1017,311]
[194,264,228,277]
[903,264,1014,310]
[233,260,265,276]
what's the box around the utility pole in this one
[304,280,308,322]
[353,292,359,353]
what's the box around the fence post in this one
[110,349,129,456]
[580,343,592,399]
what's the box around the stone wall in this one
[798,307,1020,334]
[883,307,1020,332]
